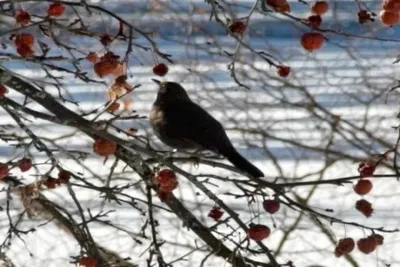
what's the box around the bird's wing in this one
[163,101,233,153]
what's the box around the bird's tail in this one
[222,148,264,178]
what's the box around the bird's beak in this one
[151,79,161,85]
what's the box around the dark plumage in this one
[150,79,264,178]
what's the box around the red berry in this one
[358,160,375,177]
[17,44,34,57]
[248,224,271,241]
[311,1,329,15]
[0,164,9,179]
[0,85,8,97]
[93,138,117,156]
[263,199,280,214]
[86,52,98,63]
[43,177,59,189]
[47,2,66,17]
[277,66,290,77]
[58,170,71,183]
[353,179,373,195]
[301,32,324,52]
[307,15,322,28]
[78,256,97,267]
[229,20,246,34]
[334,238,355,257]
[208,207,223,221]
[18,157,32,172]
[355,199,373,217]
[154,169,178,192]
[266,0,291,12]
[357,237,377,254]
[14,33,34,48]
[369,234,384,246]
[100,34,113,46]
[15,10,31,25]
[153,63,169,77]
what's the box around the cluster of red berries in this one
[301,1,329,52]
[334,234,383,257]
[380,0,400,25]
[42,170,71,189]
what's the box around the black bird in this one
[150,79,264,178]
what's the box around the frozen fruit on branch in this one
[78,256,97,267]
[358,160,375,177]
[357,237,377,254]
[17,44,34,57]
[94,52,123,78]
[277,66,291,77]
[153,63,169,77]
[208,207,223,221]
[58,170,71,183]
[93,138,117,157]
[47,2,66,17]
[107,102,120,113]
[368,233,384,246]
[0,85,8,97]
[311,1,329,15]
[86,52,98,63]
[382,0,400,12]
[43,177,59,189]
[266,0,291,12]
[14,33,34,48]
[334,238,355,257]
[18,157,32,172]
[100,34,113,46]
[15,10,31,25]
[355,199,373,217]
[379,10,399,26]
[229,20,246,34]
[154,169,178,192]
[301,32,324,52]
[263,199,280,214]
[307,15,322,28]
[248,224,271,241]
[353,179,373,195]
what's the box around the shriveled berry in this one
[93,138,117,156]
[18,157,32,172]
[43,177,59,189]
[107,102,120,113]
[334,238,355,257]
[358,160,375,177]
[58,170,71,183]
[369,233,384,246]
[0,164,9,179]
[307,15,322,28]
[154,169,178,192]
[15,10,31,25]
[229,20,246,34]
[355,199,373,217]
[86,52,98,63]
[208,207,223,221]
[100,34,113,46]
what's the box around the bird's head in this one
[152,79,190,103]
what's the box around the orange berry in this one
[93,138,117,156]
[301,32,324,52]
[47,2,66,17]
[379,10,400,26]
[94,60,120,78]
[17,44,34,57]
[311,1,329,15]
[86,52,98,63]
